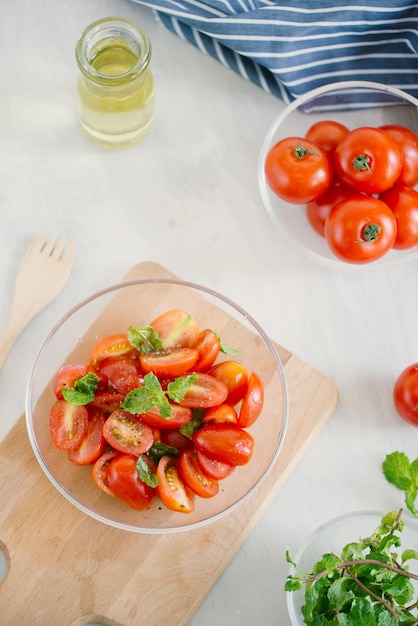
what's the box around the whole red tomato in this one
[265,137,333,204]
[379,185,418,250]
[334,127,403,194]
[393,363,418,427]
[306,179,358,237]
[380,124,418,187]
[305,120,349,153]
[324,195,397,263]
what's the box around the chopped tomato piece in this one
[140,404,192,429]
[150,309,199,349]
[67,406,107,465]
[90,391,124,414]
[102,409,154,455]
[89,333,136,365]
[177,373,228,408]
[106,454,157,510]
[140,347,199,378]
[238,372,264,427]
[194,329,221,372]
[156,455,195,513]
[98,356,142,395]
[53,363,88,400]
[193,423,254,466]
[203,403,238,424]
[49,400,88,451]
[178,450,219,498]
[92,450,119,496]
[208,361,248,406]
[195,449,235,480]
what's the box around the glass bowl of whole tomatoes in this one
[25,278,288,533]
[259,81,418,269]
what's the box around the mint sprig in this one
[383,451,418,517]
[62,371,99,405]
[121,372,197,419]
[127,325,163,354]
[136,455,159,488]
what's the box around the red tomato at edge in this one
[379,185,418,250]
[393,363,418,427]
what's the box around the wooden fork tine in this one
[51,236,66,259]
[41,234,57,257]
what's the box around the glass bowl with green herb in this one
[25,278,288,533]
[286,509,418,625]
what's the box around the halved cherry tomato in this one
[208,361,248,406]
[53,363,88,400]
[140,404,192,429]
[193,423,254,466]
[238,372,264,428]
[92,450,119,496]
[203,403,238,424]
[305,120,349,154]
[265,137,333,204]
[106,453,157,510]
[306,179,358,238]
[90,391,124,415]
[102,409,154,455]
[177,373,228,408]
[156,455,195,513]
[379,185,418,250]
[49,400,88,451]
[89,333,135,365]
[380,124,418,187]
[160,428,193,453]
[195,449,235,480]
[334,127,403,194]
[194,329,221,372]
[67,406,107,465]
[325,195,397,264]
[98,356,142,395]
[178,450,219,498]
[150,309,199,349]
[140,347,198,378]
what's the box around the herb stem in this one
[303,558,418,584]
[349,572,398,621]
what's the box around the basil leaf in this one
[127,325,163,354]
[147,441,179,464]
[121,372,172,418]
[62,372,99,406]
[167,373,198,403]
[136,455,159,488]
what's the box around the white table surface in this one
[1,1,418,624]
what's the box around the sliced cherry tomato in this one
[238,372,264,427]
[193,423,254,466]
[203,403,238,424]
[90,391,124,415]
[89,333,135,366]
[325,195,397,264]
[49,400,88,451]
[140,404,192,429]
[177,372,228,408]
[67,406,107,465]
[379,185,418,250]
[53,363,88,400]
[334,127,403,194]
[306,179,358,238]
[156,455,195,513]
[305,120,349,153]
[208,361,248,406]
[393,363,418,427]
[140,347,198,378]
[102,409,154,455]
[194,329,221,372]
[150,309,199,349]
[380,124,418,187]
[98,356,142,395]
[160,428,194,453]
[92,450,119,496]
[106,453,157,510]
[178,449,219,498]
[195,449,235,480]
[265,136,333,204]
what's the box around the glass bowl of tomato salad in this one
[259,81,418,269]
[25,278,288,533]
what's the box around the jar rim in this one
[75,16,152,85]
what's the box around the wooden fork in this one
[0,233,75,370]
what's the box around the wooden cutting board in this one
[0,262,338,626]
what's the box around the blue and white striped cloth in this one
[129,0,418,107]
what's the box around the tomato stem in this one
[353,153,372,172]
[362,222,381,242]
[291,142,319,159]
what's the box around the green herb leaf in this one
[167,373,198,403]
[62,372,99,405]
[121,372,172,418]
[127,325,163,354]
[179,409,205,439]
[383,452,418,518]
[147,441,180,464]
[136,455,159,488]
[217,333,239,355]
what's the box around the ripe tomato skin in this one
[208,361,248,406]
[193,423,254,466]
[178,450,219,498]
[393,363,418,427]
[150,309,199,349]
[380,124,418,187]
[265,137,333,204]
[49,400,88,451]
[305,120,349,153]
[140,404,193,429]
[67,406,107,465]
[92,450,119,496]
[156,455,195,513]
[102,409,154,455]
[379,185,418,250]
[238,372,264,428]
[106,454,157,510]
[160,428,194,453]
[53,363,88,400]
[177,373,228,408]
[203,403,238,424]
[194,329,221,372]
[306,179,358,238]
[334,127,403,194]
[98,356,142,395]
[90,391,125,415]
[195,450,235,480]
[325,195,397,264]
[90,333,135,366]
[140,347,199,378]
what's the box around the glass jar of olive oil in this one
[75,17,154,148]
